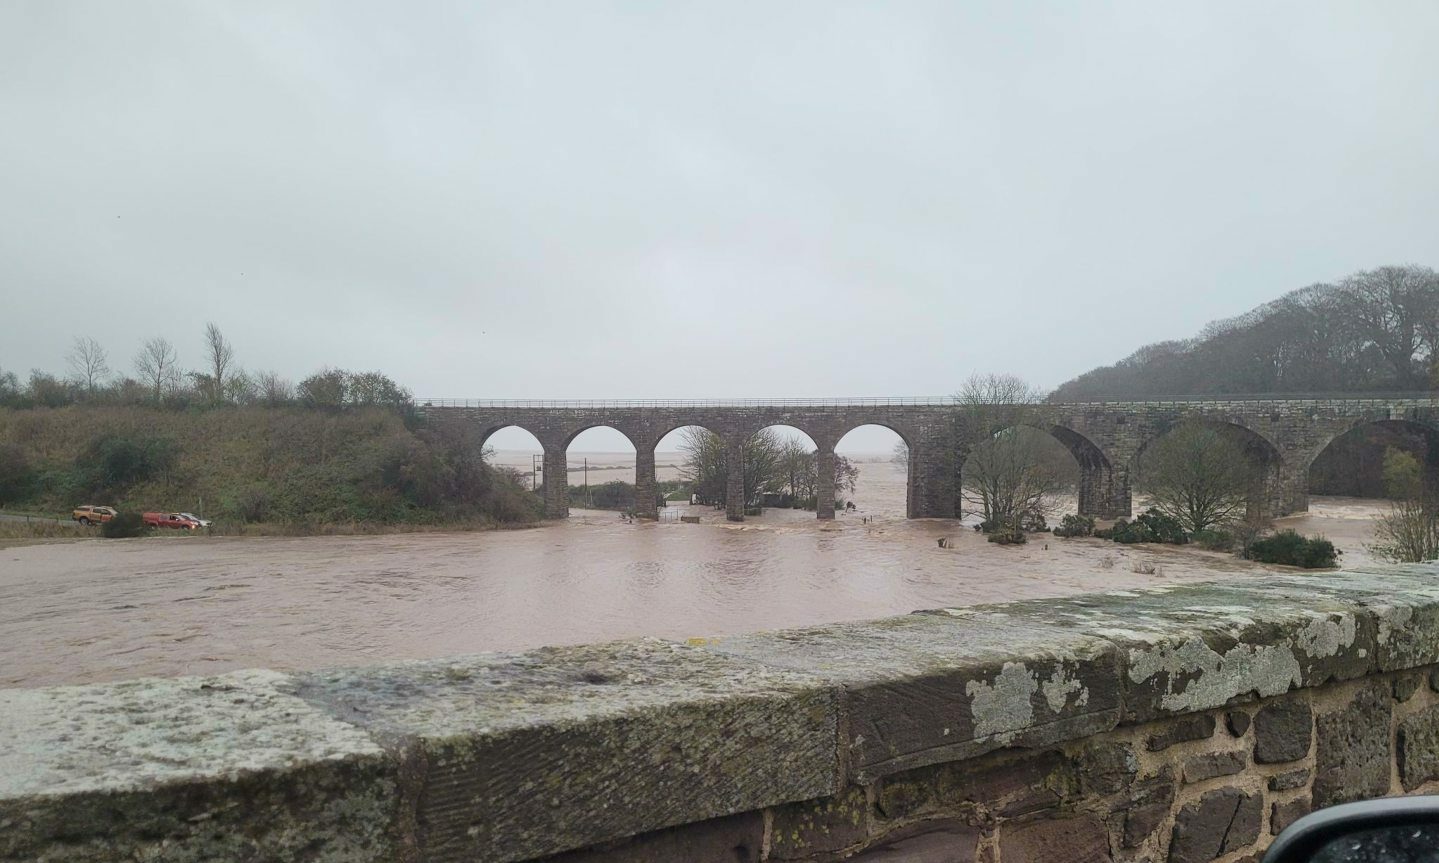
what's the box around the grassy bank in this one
[0,405,543,528]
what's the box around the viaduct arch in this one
[427,395,1439,521]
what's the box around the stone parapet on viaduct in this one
[7,563,1439,862]
[422,396,1439,522]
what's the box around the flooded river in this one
[0,458,1387,689]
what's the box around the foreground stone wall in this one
[6,564,1439,862]
[608,671,1439,863]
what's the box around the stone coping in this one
[3,563,1439,862]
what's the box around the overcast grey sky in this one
[3,1,1438,450]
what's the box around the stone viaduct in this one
[420,395,1439,521]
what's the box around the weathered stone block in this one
[1271,798,1311,835]
[1075,740,1138,794]
[1394,673,1422,703]
[874,775,931,823]
[538,813,764,863]
[976,580,1379,723]
[1169,788,1262,863]
[1313,682,1393,807]
[1253,699,1312,764]
[0,670,398,863]
[709,614,1121,781]
[1225,710,1251,737]
[1397,704,1439,791]
[1146,713,1215,751]
[1116,772,1175,848]
[1267,768,1311,792]
[290,640,838,863]
[999,816,1109,862]
[1183,750,1247,783]
[875,749,1074,824]
[849,821,980,862]
[769,785,869,860]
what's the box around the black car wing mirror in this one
[1264,796,1439,862]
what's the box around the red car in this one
[143,512,201,530]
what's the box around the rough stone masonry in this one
[422,395,1439,522]
[6,563,1439,862]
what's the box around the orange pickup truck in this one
[143,512,201,530]
[71,505,117,525]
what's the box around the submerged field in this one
[0,455,1383,689]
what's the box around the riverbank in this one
[0,513,546,550]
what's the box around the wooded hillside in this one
[1051,265,1438,400]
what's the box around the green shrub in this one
[987,527,1027,545]
[1111,519,1150,544]
[1100,509,1189,545]
[101,511,146,538]
[1192,529,1235,552]
[0,442,33,506]
[76,433,177,497]
[227,483,274,522]
[1246,530,1340,568]
[977,514,1046,534]
[1053,514,1095,538]
[1135,509,1188,544]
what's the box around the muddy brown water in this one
[0,459,1386,689]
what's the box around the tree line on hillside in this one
[0,324,412,413]
[1051,265,1439,400]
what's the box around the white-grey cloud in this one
[3,1,1437,451]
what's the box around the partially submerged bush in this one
[1246,530,1340,568]
[1052,514,1095,538]
[987,527,1027,545]
[1096,509,1189,545]
[1020,512,1048,533]
[1191,529,1235,552]
[101,511,146,538]
[977,514,1046,535]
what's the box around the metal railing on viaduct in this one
[418,394,1439,522]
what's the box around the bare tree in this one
[133,337,179,401]
[962,428,1066,528]
[256,371,294,406]
[1369,499,1439,563]
[225,369,259,404]
[66,336,110,392]
[956,374,1061,529]
[1140,422,1253,533]
[1340,265,1439,390]
[771,438,860,505]
[679,427,785,507]
[203,322,234,403]
[956,372,1047,406]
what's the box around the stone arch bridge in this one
[420,395,1439,522]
